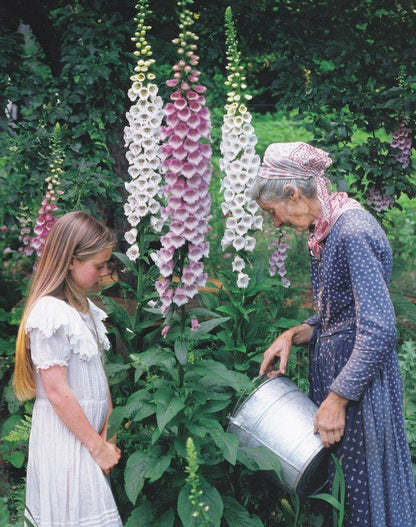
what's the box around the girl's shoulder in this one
[26,296,110,359]
[87,298,108,323]
[26,295,80,337]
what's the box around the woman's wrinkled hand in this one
[259,330,293,378]
[314,391,348,448]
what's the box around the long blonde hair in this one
[13,210,115,401]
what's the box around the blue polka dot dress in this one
[306,209,416,526]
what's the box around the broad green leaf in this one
[124,451,154,504]
[188,360,251,392]
[187,317,230,341]
[237,445,281,479]
[5,450,25,468]
[104,362,128,377]
[175,338,188,365]
[0,498,10,524]
[124,501,155,526]
[202,399,231,414]
[114,251,138,273]
[125,390,156,421]
[156,397,186,432]
[222,496,264,527]
[107,406,126,439]
[124,449,172,505]
[130,348,176,373]
[198,418,239,465]
[178,480,224,527]
[146,454,172,482]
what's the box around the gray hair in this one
[248,175,318,203]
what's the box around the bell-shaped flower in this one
[237,272,250,289]
[22,124,64,262]
[123,0,164,261]
[232,255,245,272]
[219,7,263,288]
[153,0,212,315]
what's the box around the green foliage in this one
[398,340,416,468]
[0,1,415,525]
[268,0,416,205]
[0,4,130,232]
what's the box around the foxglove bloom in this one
[268,230,290,288]
[152,0,212,314]
[390,124,412,169]
[219,7,262,288]
[365,186,395,212]
[21,124,64,260]
[124,0,164,260]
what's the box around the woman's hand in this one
[314,391,348,448]
[259,323,313,378]
[90,439,121,475]
[259,330,293,377]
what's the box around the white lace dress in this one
[25,296,122,527]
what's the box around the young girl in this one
[13,210,123,527]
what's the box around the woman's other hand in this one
[314,391,348,448]
[259,323,313,378]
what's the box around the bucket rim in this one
[228,374,294,421]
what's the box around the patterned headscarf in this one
[258,142,362,259]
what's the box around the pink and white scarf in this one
[259,142,362,259]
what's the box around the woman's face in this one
[69,247,113,292]
[257,188,321,232]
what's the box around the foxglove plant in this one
[268,230,290,288]
[21,123,64,260]
[365,185,395,212]
[219,7,262,288]
[390,123,412,169]
[124,0,164,261]
[151,0,212,315]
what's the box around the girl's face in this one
[69,247,113,292]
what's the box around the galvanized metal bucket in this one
[227,375,329,497]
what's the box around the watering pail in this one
[227,375,329,497]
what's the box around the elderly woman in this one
[249,142,416,526]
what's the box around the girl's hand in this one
[314,391,348,448]
[90,439,121,474]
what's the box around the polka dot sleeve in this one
[330,226,396,401]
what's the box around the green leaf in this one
[199,418,239,465]
[146,453,172,482]
[124,450,157,504]
[131,348,176,373]
[222,496,264,527]
[125,390,156,422]
[391,293,416,324]
[309,493,343,513]
[174,338,188,365]
[187,316,230,341]
[177,480,224,527]
[156,397,186,432]
[5,450,25,468]
[237,445,281,479]
[188,360,251,392]
[104,362,128,378]
[124,501,155,526]
[107,406,126,439]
